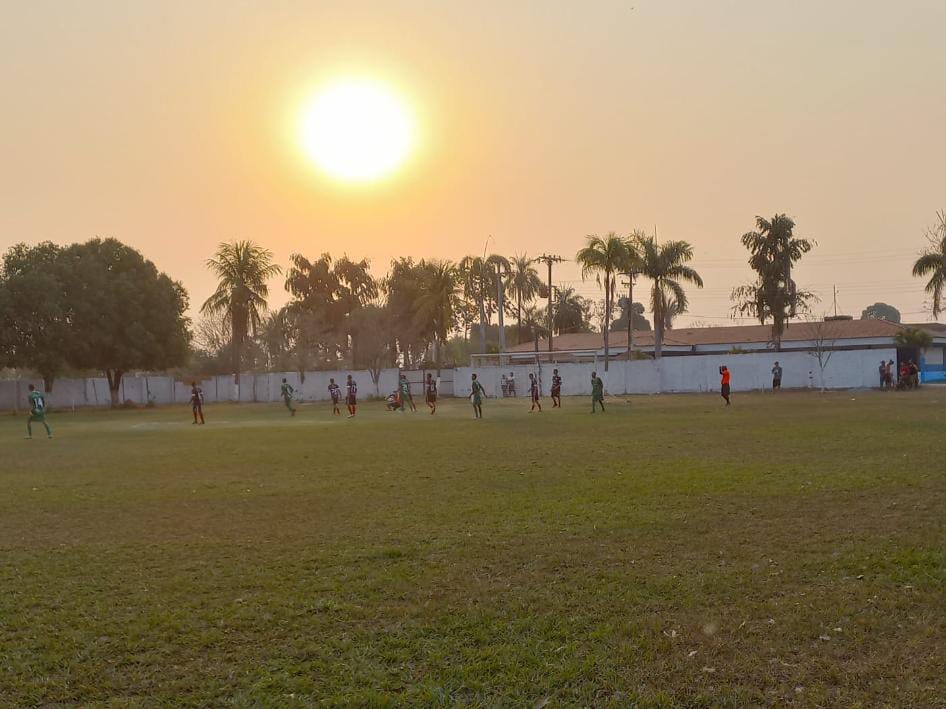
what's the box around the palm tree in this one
[913,210,946,318]
[637,237,704,358]
[732,214,815,349]
[202,241,281,384]
[552,286,590,334]
[576,233,633,371]
[459,254,510,353]
[414,260,460,366]
[508,254,542,344]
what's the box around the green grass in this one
[1,390,944,706]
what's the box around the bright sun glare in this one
[299,79,415,183]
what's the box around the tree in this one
[893,326,934,351]
[610,299,651,332]
[413,260,461,366]
[202,241,281,384]
[860,302,901,323]
[637,237,704,358]
[61,238,190,406]
[349,304,395,395]
[284,252,378,368]
[732,214,815,349]
[0,242,73,391]
[807,318,839,393]
[576,233,633,371]
[912,210,946,317]
[459,254,510,353]
[508,254,542,344]
[552,286,592,334]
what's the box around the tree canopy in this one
[860,302,901,323]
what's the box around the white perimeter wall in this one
[0,368,403,411]
[454,348,898,397]
[0,349,899,411]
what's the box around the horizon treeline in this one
[2,211,944,402]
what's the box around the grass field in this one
[1,390,944,706]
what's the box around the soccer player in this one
[399,374,416,412]
[328,378,341,416]
[470,373,485,419]
[720,365,732,405]
[280,378,297,416]
[346,375,358,418]
[26,384,52,439]
[528,372,542,412]
[190,381,205,424]
[425,373,438,414]
[591,371,605,413]
[551,368,562,408]
[771,361,783,392]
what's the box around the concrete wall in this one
[456,348,898,398]
[0,349,907,411]
[0,368,403,411]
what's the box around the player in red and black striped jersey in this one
[425,373,438,414]
[551,369,562,408]
[528,372,542,412]
[328,378,341,416]
[345,375,358,418]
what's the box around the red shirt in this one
[721,370,731,385]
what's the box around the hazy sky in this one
[3,0,945,326]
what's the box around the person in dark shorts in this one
[346,375,358,418]
[528,372,542,412]
[190,381,205,424]
[26,384,53,439]
[591,371,605,413]
[470,373,485,419]
[551,368,562,408]
[878,360,888,390]
[720,365,731,405]
[771,361,782,391]
[280,378,297,416]
[328,378,341,416]
[399,374,417,412]
[425,373,438,414]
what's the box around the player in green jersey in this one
[26,384,52,438]
[591,371,605,413]
[280,378,297,416]
[399,375,416,412]
[470,373,486,419]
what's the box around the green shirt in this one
[281,383,293,399]
[28,390,46,414]
[400,380,411,396]
[592,378,604,397]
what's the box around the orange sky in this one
[3,0,945,326]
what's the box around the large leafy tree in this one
[0,242,73,391]
[576,233,634,371]
[507,254,542,344]
[459,254,510,353]
[637,237,704,358]
[202,241,280,383]
[912,210,946,318]
[349,304,396,394]
[283,253,377,367]
[610,299,651,332]
[62,238,190,406]
[731,214,815,349]
[860,302,901,323]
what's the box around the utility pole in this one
[833,285,839,318]
[535,254,563,354]
[621,271,638,361]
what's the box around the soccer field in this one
[2,391,944,706]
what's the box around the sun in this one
[298,79,415,183]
